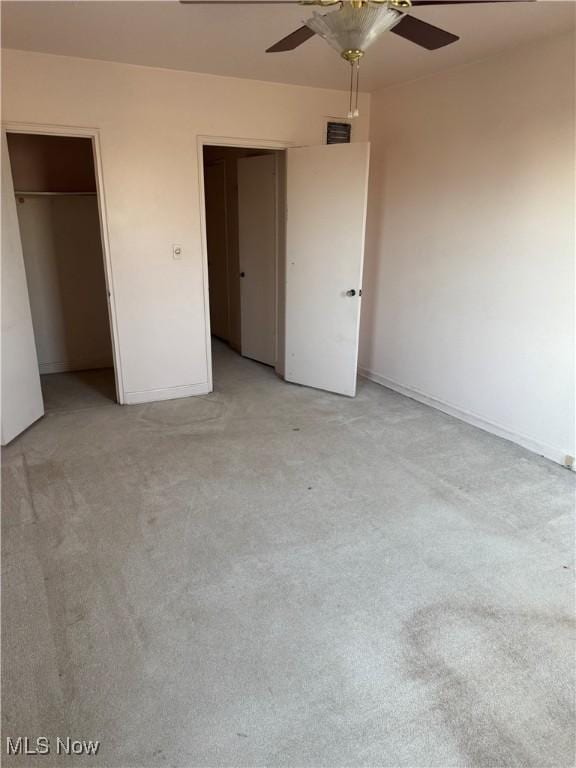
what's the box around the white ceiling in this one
[2,0,574,92]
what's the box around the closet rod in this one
[15,191,97,197]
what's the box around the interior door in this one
[238,154,277,367]
[1,132,44,444]
[204,161,230,342]
[285,142,370,397]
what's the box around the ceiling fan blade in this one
[411,0,535,4]
[391,15,459,49]
[266,25,316,52]
[180,1,300,4]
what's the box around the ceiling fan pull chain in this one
[347,58,360,119]
[354,59,360,117]
[348,61,354,118]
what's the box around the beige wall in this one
[360,32,575,465]
[2,48,370,404]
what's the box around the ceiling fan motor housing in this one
[305,1,409,62]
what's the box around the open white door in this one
[285,142,370,397]
[238,154,277,367]
[1,132,44,444]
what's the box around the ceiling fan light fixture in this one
[304,3,404,57]
[304,2,406,118]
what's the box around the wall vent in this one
[326,121,351,145]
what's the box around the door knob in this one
[346,289,356,297]
[240,272,245,278]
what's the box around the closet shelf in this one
[15,191,97,196]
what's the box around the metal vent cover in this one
[326,121,351,145]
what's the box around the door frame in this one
[197,135,294,389]
[2,121,125,404]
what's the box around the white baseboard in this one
[358,367,574,469]
[39,358,113,374]
[124,381,211,405]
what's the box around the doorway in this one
[6,131,117,413]
[202,145,285,377]
[199,137,370,399]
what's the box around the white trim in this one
[197,135,296,152]
[39,359,113,375]
[2,120,126,404]
[196,134,294,389]
[359,367,574,469]
[196,137,215,395]
[124,381,210,405]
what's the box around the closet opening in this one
[7,132,117,412]
[202,145,286,382]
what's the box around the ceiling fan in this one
[180,0,536,117]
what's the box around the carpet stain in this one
[403,602,575,767]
